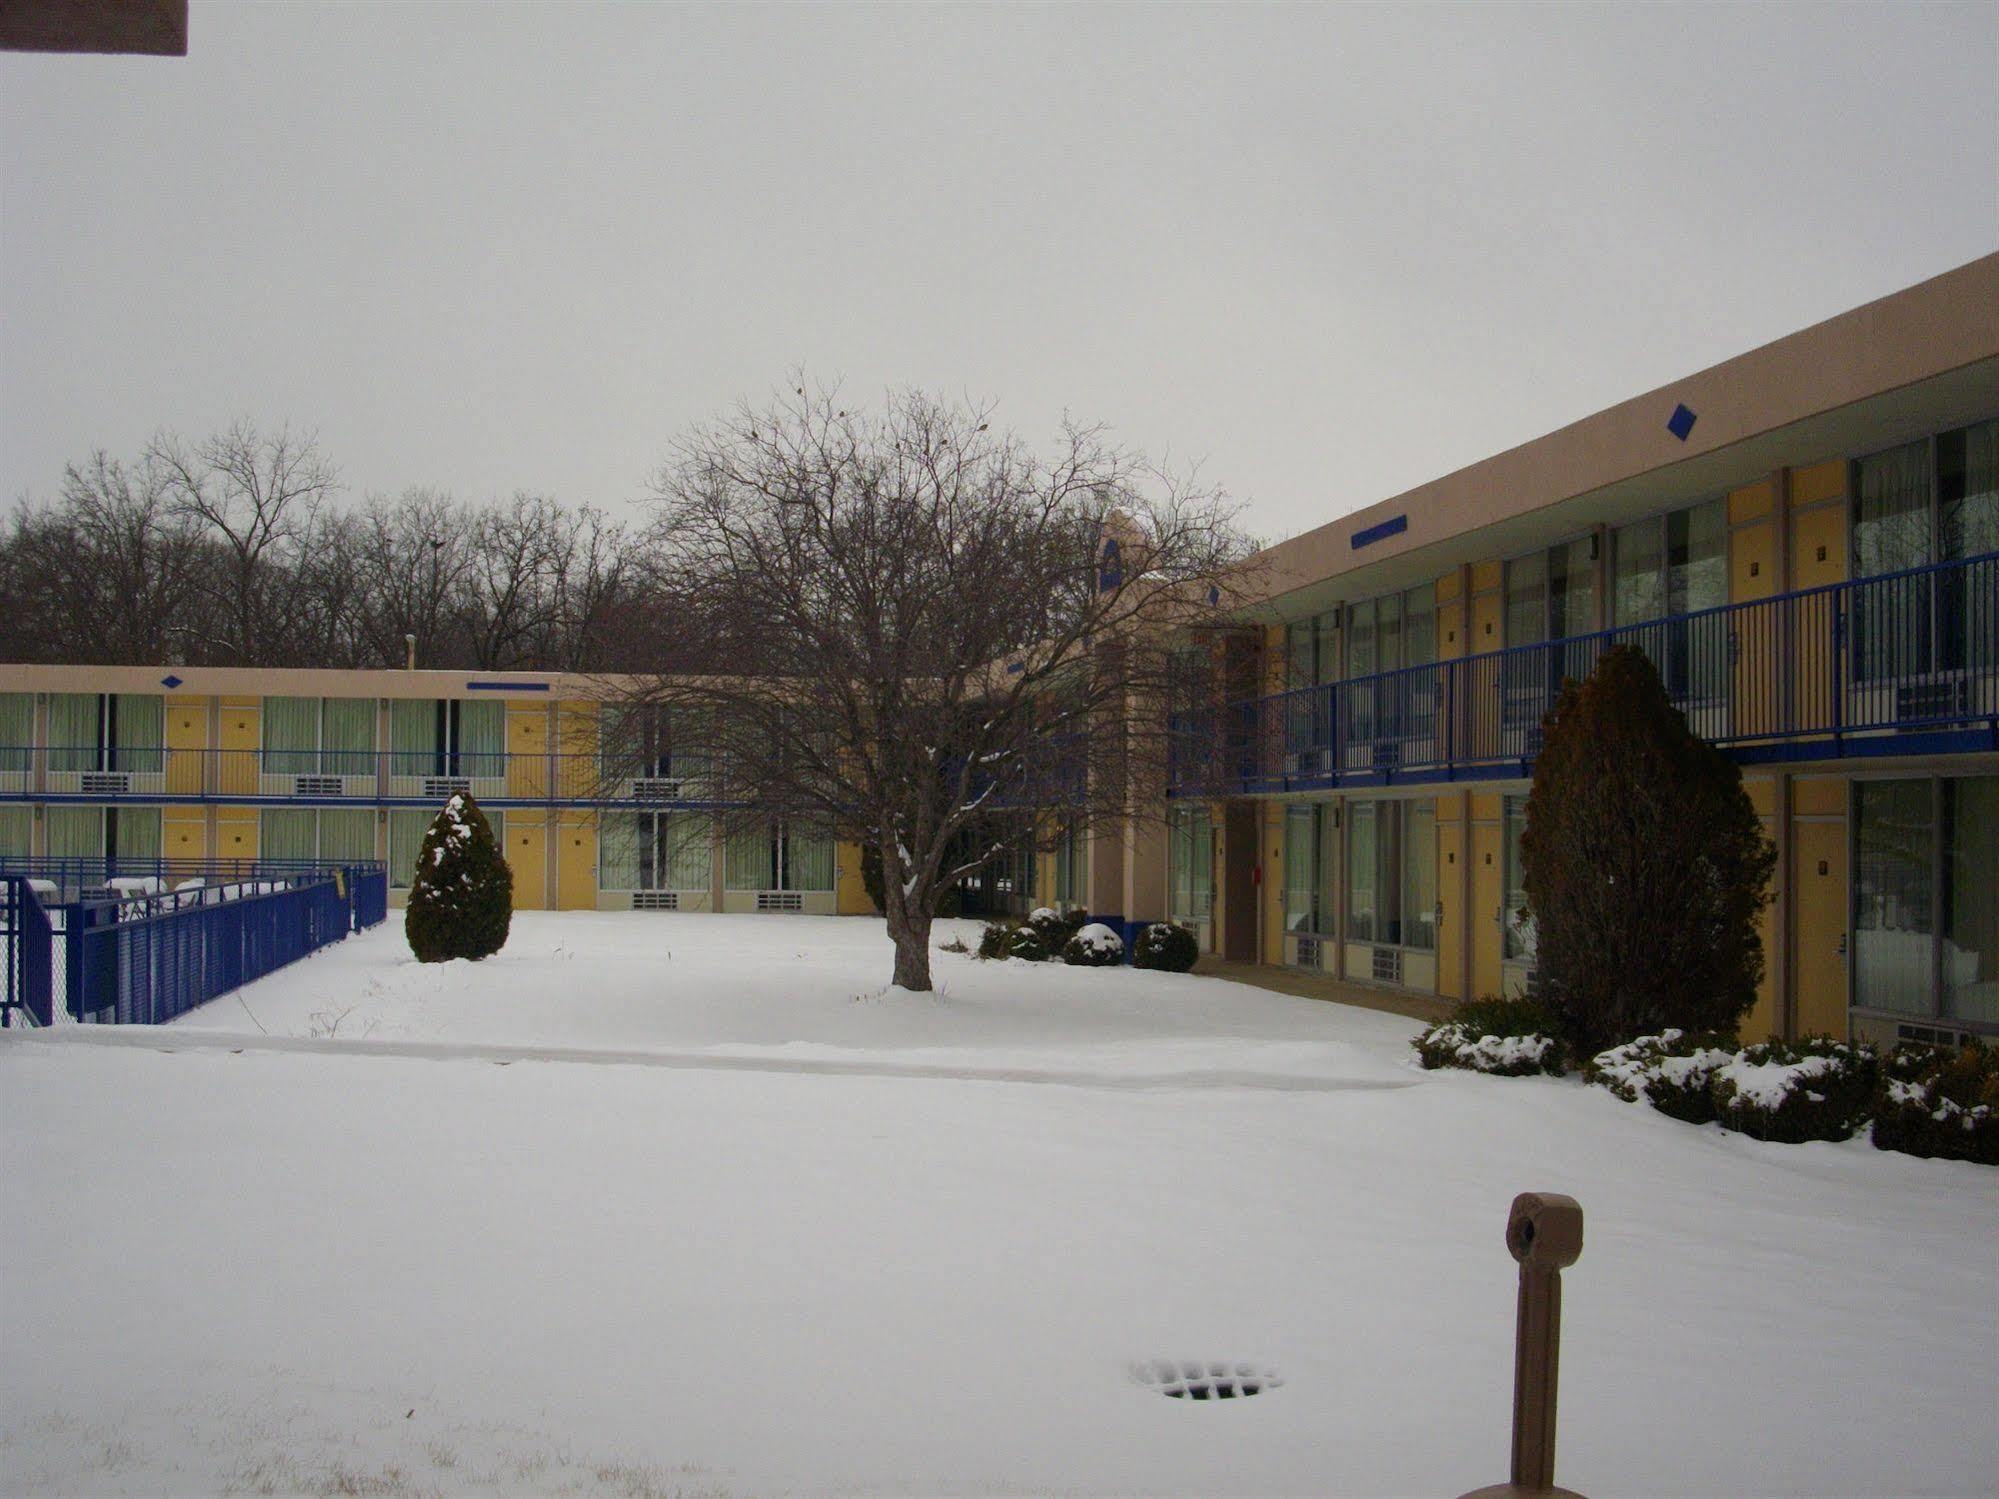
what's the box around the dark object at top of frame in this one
[1,0,188,56]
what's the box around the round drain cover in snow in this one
[1132,1360,1283,1400]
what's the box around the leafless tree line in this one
[0,421,687,672]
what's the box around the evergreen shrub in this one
[1062,922,1125,967]
[1584,1030,1740,1125]
[977,920,1015,961]
[1412,996,1565,1077]
[1871,1041,1999,1165]
[1711,1037,1879,1144]
[1523,645,1777,1058]
[1006,927,1050,962]
[1133,922,1199,974]
[405,793,513,964]
[1027,906,1086,948]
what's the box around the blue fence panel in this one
[348,867,389,930]
[65,877,355,1026]
[2,876,56,1027]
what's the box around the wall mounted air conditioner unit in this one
[293,775,345,796]
[80,771,130,795]
[631,778,682,801]
[1371,945,1403,984]
[1295,935,1319,968]
[632,891,680,910]
[1372,739,1402,769]
[423,775,472,797]
[757,891,804,912]
[1895,677,1969,723]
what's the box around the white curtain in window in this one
[389,699,437,776]
[49,693,99,772]
[113,695,163,773]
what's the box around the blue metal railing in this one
[65,876,355,1026]
[1171,550,1999,796]
[2,876,56,1027]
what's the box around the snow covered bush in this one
[1133,922,1199,973]
[405,793,513,964]
[1005,926,1050,962]
[1062,922,1125,967]
[1712,1037,1879,1144]
[1870,1041,1999,1166]
[1585,1030,1740,1125]
[1412,997,1565,1077]
[1028,905,1086,949]
[977,921,1015,960]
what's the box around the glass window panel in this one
[111,806,160,862]
[389,810,429,890]
[1855,439,1934,577]
[1313,612,1339,686]
[1668,500,1727,615]
[1505,552,1547,646]
[389,699,438,778]
[322,698,376,775]
[263,696,321,776]
[0,805,31,860]
[49,693,101,773]
[1316,803,1339,938]
[1378,592,1404,674]
[1403,801,1436,952]
[0,693,30,773]
[725,826,768,890]
[1613,518,1665,626]
[1941,419,1999,560]
[1284,804,1317,933]
[46,806,104,861]
[319,810,376,866]
[1548,537,1596,640]
[112,695,163,774]
[661,812,711,891]
[788,827,835,892]
[1346,801,1376,943]
[1403,584,1436,667]
[1376,797,1404,944]
[1503,795,1534,962]
[1942,777,1999,1023]
[457,700,506,778]
[1287,623,1315,690]
[1854,779,1935,1017]
[260,808,318,865]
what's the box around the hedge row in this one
[1413,1001,1996,1164]
[971,909,1200,972]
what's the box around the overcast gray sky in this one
[3,2,1995,545]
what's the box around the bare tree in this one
[623,385,1256,991]
[149,421,341,664]
[354,487,475,667]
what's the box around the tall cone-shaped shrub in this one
[405,793,514,963]
[1523,644,1775,1058]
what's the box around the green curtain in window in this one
[261,808,318,864]
[1345,801,1375,942]
[725,826,769,890]
[0,693,31,773]
[0,805,30,860]
[322,698,375,776]
[263,696,320,776]
[49,693,99,773]
[662,812,712,891]
[318,810,376,866]
[389,699,438,778]
[788,828,835,892]
[458,700,505,779]
[389,810,429,890]
[113,695,164,774]
[45,806,102,860]
[599,813,642,890]
[114,807,161,861]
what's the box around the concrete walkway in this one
[1191,956,1453,1025]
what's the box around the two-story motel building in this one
[2,253,1995,1047]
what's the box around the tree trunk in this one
[884,884,935,992]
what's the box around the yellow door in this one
[557,811,597,910]
[1471,820,1503,1000]
[1793,819,1849,1039]
[509,817,547,910]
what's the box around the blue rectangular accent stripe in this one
[1350,514,1408,550]
[465,681,550,692]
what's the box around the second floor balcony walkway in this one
[1170,550,1999,797]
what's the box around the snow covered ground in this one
[3,913,1994,1497]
